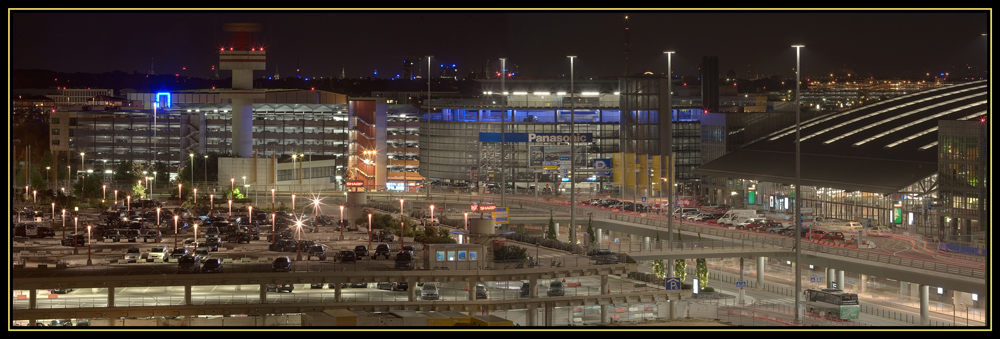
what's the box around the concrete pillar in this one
[554,223,560,240]
[601,304,610,324]
[185,285,192,305]
[642,236,650,251]
[407,279,417,301]
[757,256,766,286]
[859,274,868,293]
[669,300,678,320]
[231,97,254,158]
[335,282,343,302]
[920,284,930,326]
[595,228,602,248]
[601,275,609,295]
[108,286,115,307]
[837,270,845,291]
[827,268,836,289]
[544,303,554,326]
[529,277,538,298]
[527,306,536,326]
[468,278,477,301]
[259,283,267,304]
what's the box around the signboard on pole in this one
[593,158,612,176]
[492,207,508,224]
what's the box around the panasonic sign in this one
[479,132,592,143]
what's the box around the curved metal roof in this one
[692,80,988,194]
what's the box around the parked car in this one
[376,282,408,291]
[124,229,140,242]
[307,244,327,260]
[372,244,393,259]
[124,247,141,263]
[807,229,826,240]
[547,281,565,297]
[336,250,357,263]
[373,230,394,242]
[269,239,296,252]
[149,246,169,260]
[353,245,369,260]
[822,231,846,241]
[266,284,294,293]
[394,251,415,270]
[272,256,292,272]
[227,231,252,244]
[203,237,223,251]
[104,229,123,242]
[201,258,224,273]
[520,281,532,298]
[195,247,211,262]
[590,250,621,264]
[475,284,489,300]
[420,283,440,300]
[177,254,202,273]
[60,234,86,246]
[142,229,161,243]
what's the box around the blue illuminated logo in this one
[155,92,171,108]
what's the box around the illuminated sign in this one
[155,92,171,108]
[471,203,496,212]
[479,133,592,143]
[345,180,365,187]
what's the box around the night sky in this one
[10,10,991,80]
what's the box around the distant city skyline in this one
[10,10,991,81]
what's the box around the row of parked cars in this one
[585,199,658,213]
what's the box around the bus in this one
[804,288,860,320]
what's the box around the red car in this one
[821,231,845,241]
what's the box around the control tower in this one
[219,23,266,158]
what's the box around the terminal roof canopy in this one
[692,80,988,195]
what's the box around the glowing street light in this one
[157,207,161,228]
[368,212,373,248]
[430,204,435,226]
[271,213,276,245]
[228,200,233,219]
[296,221,303,261]
[174,215,179,249]
[400,198,405,248]
[271,188,276,211]
[87,225,92,266]
[339,204,345,240]
[178,183,183,206]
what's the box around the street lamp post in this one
[114,190,118,208]
[204,155,208,187]
[174,215,179,249]
[340,205,345,240]
[430,204,435,226]
[209,194,214,215]
[127,195,131,213]
[568,55,577,245]
[296,221,303,261]
[157,207,161,228]
[792,44,805,324]
[271,213,276,245]
[367,213,373,248]
[271,188,275,212]
[400,198,405,249]
[228,200,233,220]
[61,209,66,239]
[664,50,675,251]
[193,188,197,208]
[292,194,296,215]
[103,184,107,202]
[87,225,92,266]
[80,152,85,200]
[73,216,79,254]
[178,183,183,206]
[190,153,195,184]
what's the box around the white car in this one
[124,247,141,263]
[149,246,169,260]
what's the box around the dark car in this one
[142,229,161,242]
[269,239,296,252]
[307,244,327,260]
[203,237,223,251]
[591,250,621,264]
[376,282,408,291]
[177,254,202,274]
[170,248,190,260]
[272,256,292,272]
[822,231,846,241]
[104,229,123,242]
[267,230,293,242]
[520,281,532,298]
[373,230,394,242]
[227,232,252,244]
[296,240,316,252]
[353,245,369,260]
[61,234,86,246]
[475,284,489,300]
[394,251,415,270]
[266,284,293,293]
[124,229,140,242]
[336,250,356,263]
[201,258,224,273]
[372,244,393,259]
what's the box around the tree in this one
[226,187,245,200]
[493,245,527,261]
[546,209,557,240]
[586,213,596,246]
[153,162,169,188]
[73,173,103,200]
[653,260,666,279]
[132,180,146,199]
[696,258,708,290]
[113,161,144,185]
[673,259,687,282]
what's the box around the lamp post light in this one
[792,43,805,324]
[178,183,183,206]
[174,215,179,249]
[204,155,208,186]
[271,188,276,211]
[157,207,161,228]
[228,200,233,220]
[568,54,578,245]
[114,189,118,207]
[296,221,303,261]
[80,152,85,199]
[339,204,344,240]
[33,190,36,203]
[61,209,66,239]
[51,203,55,231]
[190,153,195,184]
[127,195,131,213]
[193,188,197,207]
[249,205,253,224]
[87,225,92,266]
[368,213,373,248]
[74,216,79,254]
[46,166,51,190]
[209,194,214,215]
[271,213,276,245]
[102,184,106,201]
[292,194,296,214]
[430,204,435,226]
[193,223,198,249]
[231,177,235,195]
[399,198,400,249]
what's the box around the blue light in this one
[940,73,945,76]
[561,177,570,182]
[155,92,171,108]
[269,77,273,80]
[452,64,456,67]
[305,78,309,81]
